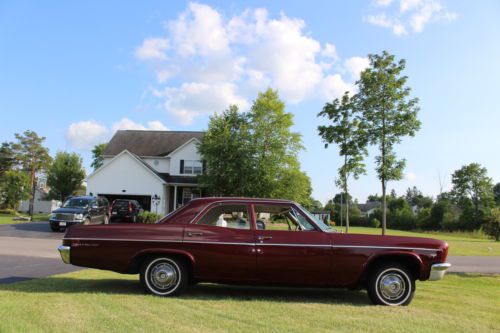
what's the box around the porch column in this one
[174,185,177,210]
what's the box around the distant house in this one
[358,202,381,217]
[86,130,205,215]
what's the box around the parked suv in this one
[109,199,144,223]
[49,196,109,232]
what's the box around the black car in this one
[109,199,144,223]
[49,196,109,232]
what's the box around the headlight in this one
[74,213,84,220]
[50,213,56,219]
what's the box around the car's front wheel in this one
[367,263,415,306]
[140,257,188,296]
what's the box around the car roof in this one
[189,197,294,205]
[67,196,96,200]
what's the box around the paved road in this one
[0,222,80,283]
[0,222,498,284]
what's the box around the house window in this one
[183,160,203,175]
[182,188,201,204]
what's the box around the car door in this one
[182,202,257,283]
[253,203,333,286]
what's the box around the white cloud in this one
[66,119,169,150]
[344,57,370,79]
[405,172,417,182]
[320,74,354,101]
[66,120,108,150]
[135,38,169,60]
[158,82,248,125]
[364,0,456,35]
[374,0,394,7]
[136,3,363,124]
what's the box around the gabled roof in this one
[103,130,204,157]
[358,202,381,212]
[87,150,166,184]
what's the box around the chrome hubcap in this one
[150,263,177,290]
[379,273,406,300]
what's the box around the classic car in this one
[58,197,451,306]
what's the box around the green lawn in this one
[0,270,498,333]
[0,213,50,225]
[337,226,500,256]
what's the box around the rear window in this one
[113,200,130,208]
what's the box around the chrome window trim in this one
[63,237,437,251]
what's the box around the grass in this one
[337,226,500,256]
[0,269,498,333]
[0,213,50,225]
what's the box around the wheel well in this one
[359,254,421,287]
[127,252,193,276]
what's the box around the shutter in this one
[180,160,184,174]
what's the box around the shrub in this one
[483,208,500,241]
[370,218,381,228]
[138,211,162,224]
[0,209,16,215]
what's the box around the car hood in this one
[52,207,88,214]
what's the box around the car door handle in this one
[187,232,204,237]
[257,235,272,243]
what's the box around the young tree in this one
[198,89,311,203]
[450,163,494,229]
[248,89,304,199]
[0,142,15,177]
[0,170,31,209]
[484,207,500,241]
[198,105,255,196]
[47,152,86,202]
[91,143,107,170]
[12,131,52,218]
[357,51,421,235]
[318,92,367,232]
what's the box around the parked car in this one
[109,199,144,223]
[50,196,109,232]
[57,197,451,305]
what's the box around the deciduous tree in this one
[47,152,86,202]
[0,170,31,210]
[318,92,367,232]
[357,51,421,235]
[91,143,107,170]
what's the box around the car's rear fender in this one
[127,248,196,274]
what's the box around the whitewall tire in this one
[140,257,189,296]
[367,264,415,306]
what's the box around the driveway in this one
[0,222,81,283]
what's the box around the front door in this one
[182,202,257,283]
[253,203,332,286]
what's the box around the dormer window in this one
[182,160,203,175]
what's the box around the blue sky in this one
[1,0,499,204]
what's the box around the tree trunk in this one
[382,180,386,235]
[345,193,349,233]
[29,167,35,219]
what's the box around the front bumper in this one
[429,262,451,281]
[50,219,82,228]
[58,245,71,264]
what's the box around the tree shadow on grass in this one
[0,277,370,305]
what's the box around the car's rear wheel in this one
[140,257,188,296]
[367,263,415,306]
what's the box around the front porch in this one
[166,185,204,214]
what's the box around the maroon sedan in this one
[58,197,451,306]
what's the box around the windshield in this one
[62,198,90,209]
[296,204,333,232]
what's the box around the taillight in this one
[128,202,133,213]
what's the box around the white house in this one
[86,130,205,215]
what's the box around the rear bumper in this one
[429,263,451,281]
[58,245,71,264]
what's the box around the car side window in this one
[254,204,316,231]
[197,204,250,230]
